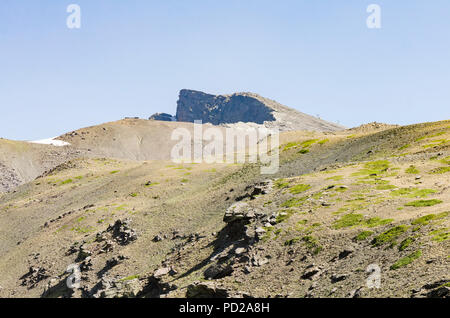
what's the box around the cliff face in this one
[174,89,345,132]
[175,89,275,125]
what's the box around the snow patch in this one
[29,137,71,147]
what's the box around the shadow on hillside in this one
[171,219,251,282]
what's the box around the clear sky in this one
[1,0,449,140]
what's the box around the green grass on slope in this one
[405,199,442,207]
[289,184,311,194]
[411,212,449,226]
[390,188,436,198]
[391,250,422,270]
[405,166,420,174]
[371,225,408,247]
[352,160,390,177]
[333,214,393,230]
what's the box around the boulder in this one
[204,263,234,280]
[186,282,230,298]
[94,277,143,298]
[107,219,138,245]
[154,267,171,279]
[331,273,349,283]
[223,202,256,224]
[426,286,450,298]
[301,265,322,280]
[20,266,49,289]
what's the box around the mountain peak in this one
[173,89,345,132]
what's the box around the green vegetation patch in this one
[376,184,397,190]
[390,250,422,270]
[119,274,140,282]
[430,228,450,242]
[333,214,393,230]
[281,196,308,208]
[276,209,295,224]
[302,235,322,254]
[283,142,299,151]
[405,199,442,207]
[300,139,320,148]
[333,213,365,229]
[60,179,73,185]
[391,188,437,198]
[416,132,446,142]
[289,184,311,194]
[356,179,389,185]
[365,160,390,172]
[274,179,289,189]
[326,175,344,181]
[405,166,420,174]
[422,139,449,148]
[440,156,450,165]
[371,225,408,247]
[365,217,394,228]
[398,144,411,151]
[429,166,450,174]
[352,160,390,177]
[298,149,309,154]
[284,238,301,246]
[354,230,374,241]
[399,237,415,251]
[261,226,275,242]
[412,212,449,226]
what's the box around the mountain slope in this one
[0,139,84,193]
[0,120,448,298]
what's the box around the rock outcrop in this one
[176,89,275,125]
[174,89,345,132]
[149,113,175,122]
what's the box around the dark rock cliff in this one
[175,89,275,125]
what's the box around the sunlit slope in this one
[0,139,83,192]
[0,120,448,298]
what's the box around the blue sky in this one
[0,0,449,140]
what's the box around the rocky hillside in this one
[152,89,345,132]
[0,120,448,298]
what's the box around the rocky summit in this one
[151,89,345,132]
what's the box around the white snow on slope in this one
[29,137,71,147]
